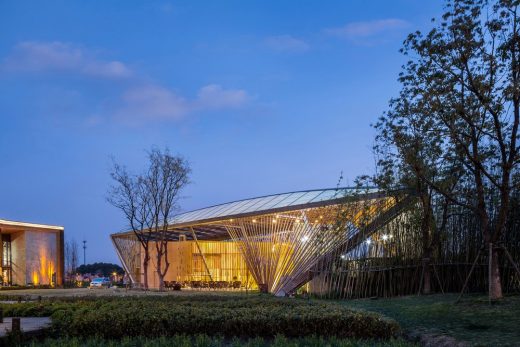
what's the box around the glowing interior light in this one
[340,254,346,260]
[314,219,319,223]
[301,235,309,242]
[382,234,389,241]
[272,219,277,223]
[319,215,323,219]
[389,234,393,238]
[365,238,372,245]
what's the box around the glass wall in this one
[1,234,12,285]
[165,240,256,289]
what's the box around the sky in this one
[0,1,444,264]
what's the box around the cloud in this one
[116,84,250,122]
[264,35,310,52]
[196,84,249,109]
[119,85,188,121]
[325,19,409,43]
[2,41,253,125]
[3,41,133,79]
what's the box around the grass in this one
[338,293,520,347]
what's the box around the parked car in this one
[89,277,111,289]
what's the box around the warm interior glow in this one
[32,271,39,285]
[36,247,55,286]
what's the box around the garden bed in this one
[19,335,415,347]
[1,295,400,340]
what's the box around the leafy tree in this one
[76,262,124,277]
[377,0,520,299]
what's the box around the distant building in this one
[0,219,64,286]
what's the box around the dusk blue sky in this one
[0,1,443,264]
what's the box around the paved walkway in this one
[0,317,51,336]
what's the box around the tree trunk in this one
[157,253,165,291]
[158,274,165,291]
[422,258,431,294]
[419,188,433,295]
[489,245,503,300]
[142,251,150,290]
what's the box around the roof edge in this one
[173,186,378,220]
[0,218,64,231]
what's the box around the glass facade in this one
[111,188,407,294]
[1,234,12,285]
[171,188,380,225]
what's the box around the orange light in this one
[32,272,39,285]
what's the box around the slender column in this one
[190,227,213,282]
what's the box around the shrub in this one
[2,295,400,340]
[22,335,416,347]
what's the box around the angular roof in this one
[111,187,396,241]
[170,187,381,227]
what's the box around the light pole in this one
[82,240,87,266]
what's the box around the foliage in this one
[372,0,520,300]
[17,335,416,347]
[0,295,400,340]
[76,263,124,277]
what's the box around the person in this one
[123,273,130,291]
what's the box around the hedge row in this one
[1,296,400,340]
[22,336,416,347]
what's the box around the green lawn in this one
[338,294,520,347]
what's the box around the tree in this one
[108,148,190,291]
[377,0,520,299]
[76,262,124,277]
[146,149,190,291]
[108,161,154,289]
[373,95,458,294]
[64,238,79,282]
